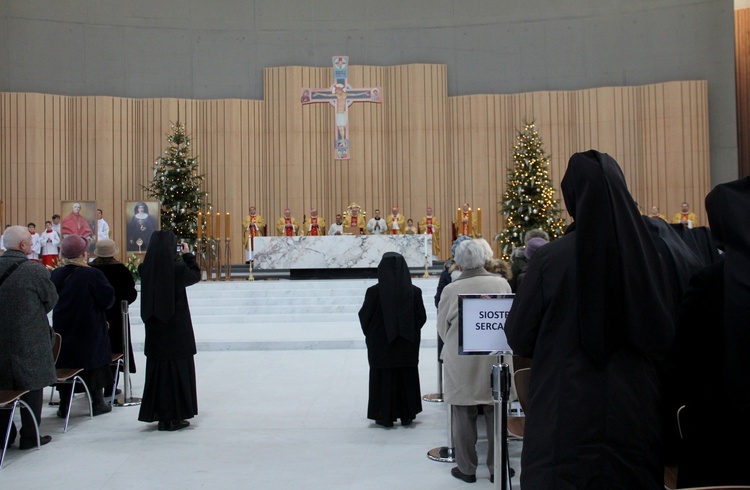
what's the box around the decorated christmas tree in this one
[145,122,209,243]
[495,121,567,259]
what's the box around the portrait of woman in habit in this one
[127,202,158,252]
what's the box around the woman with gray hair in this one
[436,239,512,484]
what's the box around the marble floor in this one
[1,278,522,489]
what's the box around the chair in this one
[109,353,124,405]
[507,367,530,440]
[0,390,40,469]
[50,333,93,432]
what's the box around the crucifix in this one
[301,56,382,160]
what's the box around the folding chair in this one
[110,353,124,405]
[50,333,93,432]
[0,390,40,469]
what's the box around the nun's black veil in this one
[139,230,177,323]
[561,150,674,366]
[377,252,416,343]
[705,176,750,413]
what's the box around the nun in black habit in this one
[137,230,201,431]
[358,252,427,427]
[673,177,750,487]
[505,150,674,489]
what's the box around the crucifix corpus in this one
[301,56,382,160]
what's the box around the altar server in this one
[39,220,61,267]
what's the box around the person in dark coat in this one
[0,226,58,449]
[90,238,138,396]
[137,230,201,431]
[673,176,750,487]
[505,150,674,489]
[51,234,116,417]
[359,252,427,427]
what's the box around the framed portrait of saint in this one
[125,200,160,253]
[60,200,97,253]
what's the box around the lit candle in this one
[215,213,221,240]
[206,209,211,237]
[456,207,461,226]
[225,212,230,239]
[197,212,203,239]
[477,208,482,236]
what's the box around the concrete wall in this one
[0,0,738,184]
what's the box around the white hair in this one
[474,238,494,260]
[454,240,487,270]
[3,225,30,250]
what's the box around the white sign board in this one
[458,294,514,355]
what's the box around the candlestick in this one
[197,212,203,239]
[225,212,230,239]
[215,213,221,240]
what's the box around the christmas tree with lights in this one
[145,122,209,243]
[495,121,567,259]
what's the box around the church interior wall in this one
[0,75,709,262]
[0,1,733,259]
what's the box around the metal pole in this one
[115,300,141,407]
[427,404,455,462]
[492,362,511,490]
[422,360,444,402]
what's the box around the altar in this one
[253,235,432,277]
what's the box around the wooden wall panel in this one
[736,8,750,179]
[1,67,709,263]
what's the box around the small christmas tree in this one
[495,121,567,260]
[144,122,209,242]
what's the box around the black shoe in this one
[19,435,51,450]
[401,418,413,426]
[93,403,112,416]
[158,420,190,431]
[375,420,394,428]
[56,408,68,418]
[451,467,476,483]
[490,475,494,483]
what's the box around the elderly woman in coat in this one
[437,239,512,484]
[51,234,116,417]
[0,226,58,449]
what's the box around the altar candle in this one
[197,212,203,239]
[225,212,230,239]
[477,208,482,236]
[206,209,212,237]
[215,213,221,239]
[456,208,461,226]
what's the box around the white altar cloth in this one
[252,235,432,269]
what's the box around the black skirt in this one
[138,356,198,423]
[367,367,422,423]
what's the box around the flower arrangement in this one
[126,253,141,282]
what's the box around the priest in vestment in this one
[671,201,699,228]
[242,206,266,262]
[343,203,366,234]
[276,208,299,236]
[386,206,405,235]
[419,206,441,257]
[456,202,478,238]
[303,208,326,236]
[61,202,94,239]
